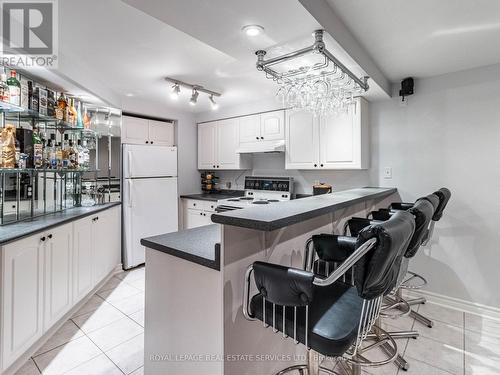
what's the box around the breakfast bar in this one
[142,187,399,375]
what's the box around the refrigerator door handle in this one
[127,151,132,177]
[128,180,133,207]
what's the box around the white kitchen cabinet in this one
[198,120,251,170]
[239,111,285,143]
[239,114,261,143]
[73,217,94,302]
[1,206,121,373]
[122,115,174,146]
[1,235,44,370]
[183,199,216,229]
[286,98,369,170]
[286,110,320,169]
[43,224,73,329]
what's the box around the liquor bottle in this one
[7,70,21,106]
[68,139,77,169]
[27,81,33,110]
[77,139,85,168]
[55,142,63,169]
[62,134,70,168]
[83,107,91,129]
[20,76,30,109]
[81,139,90,169]
[47,90,56,117]
[56,93,67,121]
[49,134,57,168]
[38,88,48,115]
[76,101,83,128]
[69,98,77,126]
[0,68,9,102]
[31,86,39,112]
[33,130,43,168]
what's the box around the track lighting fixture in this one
[170,83,180,100]
[165,77,221,108]
[209,95,219,110]
[189,89,199,106]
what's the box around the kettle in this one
[313,182,332,195]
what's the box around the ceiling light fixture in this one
[170,83,180,100]
[165,77,221,108]
[209,95,219,110]
[242,24,264,37]
[189,89,199,106]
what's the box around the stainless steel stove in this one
[216,176,294,212]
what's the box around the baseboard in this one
[405,289,500,321]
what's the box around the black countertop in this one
[211,187,397,231]
[0,202,121,245]
[180,190,244,202]
[141,224,221,271]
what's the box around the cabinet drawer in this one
[185,199,204,210]
[204,201,217,213]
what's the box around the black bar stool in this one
[243,211,416,375]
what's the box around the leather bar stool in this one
[243,211,416,375]
[308,198,435,371]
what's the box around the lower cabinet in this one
[0,205,121,372]
[183,199,216,229]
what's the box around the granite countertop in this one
[141,224,221,271]
[180,190,244,202]
[211,187,397,231]
[0,202,122,245]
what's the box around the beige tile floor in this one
[14,268,500,375]
[16,266,145,375]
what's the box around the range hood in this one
[236,140,285,154]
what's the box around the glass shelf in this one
[0,101,97,135]
[0,168,99,173]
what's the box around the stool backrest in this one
[405,199,435,258]
[354,211,415,299]
[432,188,451,221]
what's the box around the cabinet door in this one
[198,122,217,169]
[73,217,94,301]
[285,110,319,169]
[44,224,73,329]
[216,118,240,170]
[1,235,44,369]
[122,116,150,145]
[149,120,174,146]
[239,114,261,143]
[185,208,209,229]
[319,103,361,169]
[100,206,121,274]
[260,111,284,141]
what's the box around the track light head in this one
[170,83,180,100]
[209,95,219,110]
[189,89,199,106]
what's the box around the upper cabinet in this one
[198,119,251,170]
[122,115,174,146]
[286,97,369,170]
[239,111,285,143]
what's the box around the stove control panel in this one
[244,176,294,193]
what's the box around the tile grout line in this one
[80,329,127,375]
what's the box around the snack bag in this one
[1,124,16,168]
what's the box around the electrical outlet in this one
[383,167,392,179]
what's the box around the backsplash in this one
[216,153,371,194]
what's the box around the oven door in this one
[215,205,241,213]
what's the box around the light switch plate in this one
[384,167,392,179]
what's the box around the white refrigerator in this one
[122,144,178,269]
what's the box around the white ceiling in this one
[58,0,329,113]
[326,0,500,81]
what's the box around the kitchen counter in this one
[211,187,397,231]
[0,202,122,245]
[180,190,244,202]
[141,224,221,270]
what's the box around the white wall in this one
[370,63,500,308]
[122,98,200,196]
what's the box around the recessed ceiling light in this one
[242,24,264,37]
[125,93,135,97]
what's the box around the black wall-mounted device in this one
[399,77,414,101]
